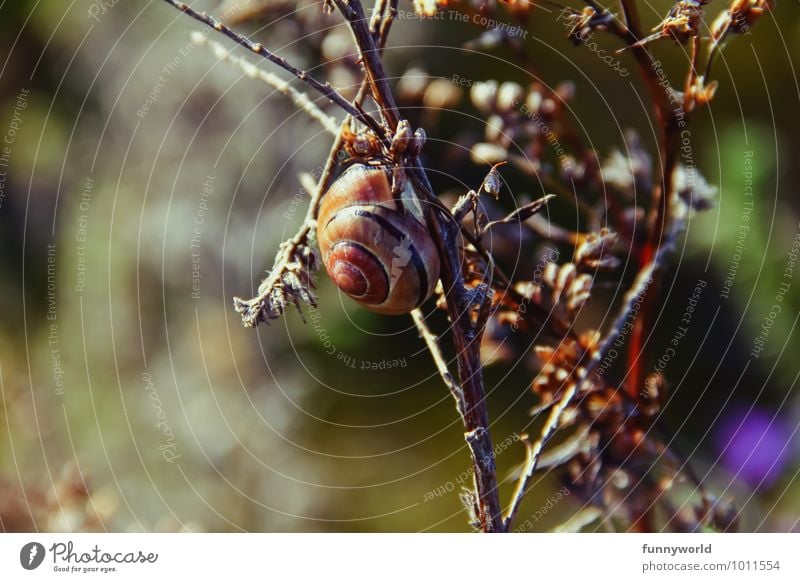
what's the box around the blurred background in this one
[0,0,798,532]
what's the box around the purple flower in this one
[714,406,794,488]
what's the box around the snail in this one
[316,163,440,315]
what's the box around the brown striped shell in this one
[316,164,440,315]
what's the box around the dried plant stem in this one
[503,226,681,531]
[190,32,341,136]
[333,0,504,531]
[331,0,400,130]
[161,0,385,138]
[411,309,464,414]
[233,126,341,325]
[581,0,682,399]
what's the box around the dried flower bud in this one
[423,78,462,110]
[684,76,718,113]
[471,143,508,165]
[397,67,430,102]
[497,81,525,113]
[525,89,542,115]
[485,114,505,143]
[471,80,499,114]
[727,0,774,33]
[674,164,717,212]
[575,228,620,271]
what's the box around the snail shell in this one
[316,164,440,315]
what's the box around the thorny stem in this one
[503,224,682,531]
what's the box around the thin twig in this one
[332,0,506,531]
[411,309,464,415]
[578,0,682,399]
[502,223,682,531]
[161,0,385,138]
[190,32,341,136]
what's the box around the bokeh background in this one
[1,0,798,532]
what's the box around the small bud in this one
[471,143,507,165]
[470,80,499,114]
[497,81,525,113]
[423,78,462,110]
[485,114,505,143]
[397,67,430,102]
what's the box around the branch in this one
[160,0,385,138]
[190,31,341,136]
[333,0,505,531]
[579,0,683,397]
[411,309,464,415]
[502,222,683,531]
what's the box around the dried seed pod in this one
[575,228,620,270]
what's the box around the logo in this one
[20,542,45,570]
